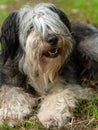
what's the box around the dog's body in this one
[0,3,97,129]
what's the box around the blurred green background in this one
[0,0,98,26]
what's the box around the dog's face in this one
[1,3,73,84]
[18,3,73,82]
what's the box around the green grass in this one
[58,0,98,24]
[0,117,46,130]
[0,0,12,4]
[75,95,98,119]
[0,0,98,25]
[0,0,13,25]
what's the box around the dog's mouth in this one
[43,48,61,58]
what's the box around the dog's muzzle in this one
[44,47,61,58]
[43,34,61,58]
[46,34,58,45]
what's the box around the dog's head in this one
[0,3,73,84]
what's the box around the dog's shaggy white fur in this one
[0,3,96,129]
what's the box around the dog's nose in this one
[46,34,58,45]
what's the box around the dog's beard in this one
[19,31,72,93]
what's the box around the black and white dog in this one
[0,3,97,129]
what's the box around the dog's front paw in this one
[37,93,73,129]
[38,109,71,129]
[0,85,37,125]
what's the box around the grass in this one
[63,0,98,22]
[0,0,98,25]
[0,0,98,129]
[75,96,98,119]
[66,96,98,130]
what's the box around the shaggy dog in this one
[0,2,97,129]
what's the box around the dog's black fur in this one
[72,23,98,90]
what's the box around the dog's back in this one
[71,22,98,90]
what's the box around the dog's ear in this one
[49,5,71,32]
[0,12,19,63]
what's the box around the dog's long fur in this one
[71,23,98,91]
[0,3,97,129]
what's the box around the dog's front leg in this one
[0,85,37,125]
[37,84,92,129]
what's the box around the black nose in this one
[46,34,58,45]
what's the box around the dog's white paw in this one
[38,108,71,129]
[37,86,92,129]
[0,85,37,125]
[37,92,75,129]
